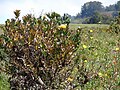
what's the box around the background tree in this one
[105,5,116,11]
[84,12,102,24]
[81,1,105,18]
[112,11,119,17]
[89,12,102,24]
[115,1,120,11]
[75,13,81,19]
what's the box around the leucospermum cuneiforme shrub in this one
[109,12,120,34]
[2,10,77,89]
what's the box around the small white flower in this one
[56,42,60,45]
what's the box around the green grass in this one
[68,24,120,89]
[70,24,109,30]
[0,73,10,90]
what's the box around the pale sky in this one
[0,0,119,24]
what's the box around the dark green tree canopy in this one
[89,12,102,24]
[81,1,105,17]
[105,5,116,11]
[115,1,120,11]
[105,1,120,11]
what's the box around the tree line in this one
[70,0,120,24]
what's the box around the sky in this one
[0,0,119,24]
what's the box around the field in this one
[69,24,120,89]
[70,24,109,30]
[0,24,120,89]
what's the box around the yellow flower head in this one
[116,48,119,51]
[90,37,93,39]
[83,45,87,49]
[84,60,88,63]
[14,37,18,41]
[90,30,93,32]
[58,24,67,29]
[67,77,73,82]
[74,67,78,71]
[98,72,103,77]
[105,74,108,77]
[85,34,87,37]
[95,52,98,56]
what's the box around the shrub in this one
[109,12,120,34]
[2,10,81,89]
[0,31,9,73]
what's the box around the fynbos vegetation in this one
[2,10,81,89]
[0,10,120,90]
[110,12,120,33]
